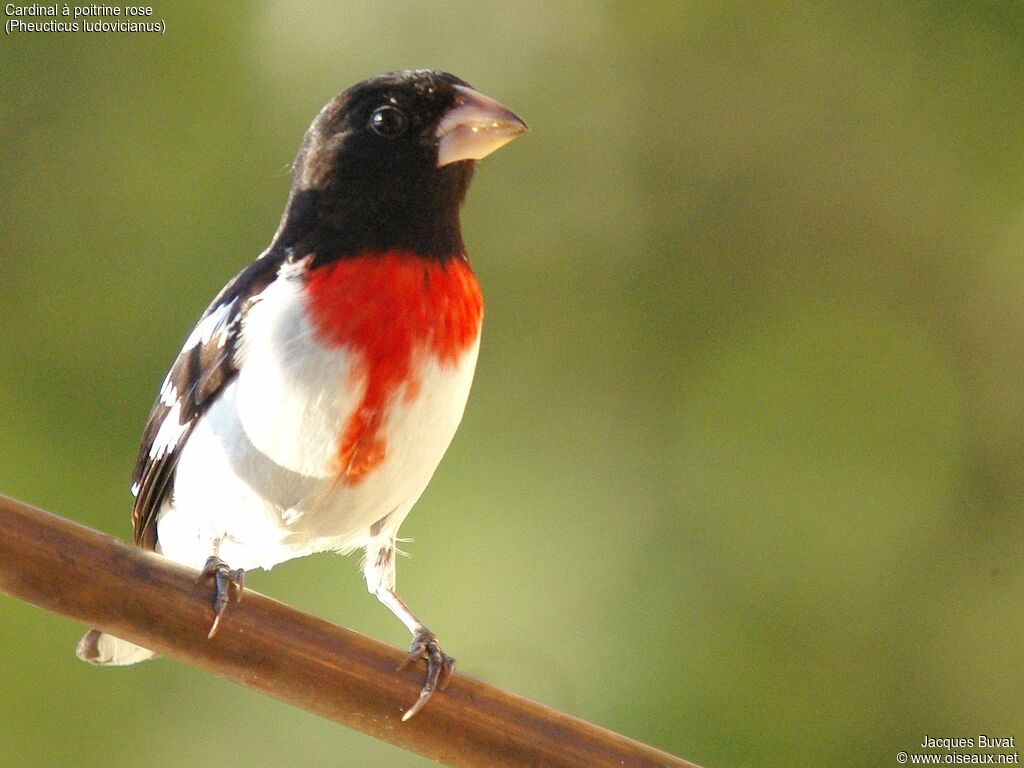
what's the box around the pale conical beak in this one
[435,85,527,167]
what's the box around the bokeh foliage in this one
[2,2,1024,766]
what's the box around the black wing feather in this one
[130,251,292,549]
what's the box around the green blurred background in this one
[2,2,1024,766]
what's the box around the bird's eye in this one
[370,105,408,137]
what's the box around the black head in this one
[272,70,526,262]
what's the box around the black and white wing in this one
[130,252,290,549]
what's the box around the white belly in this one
[156,274,480,571]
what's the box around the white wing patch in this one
[158,377,178,406]
[148,401,187,460]
[183,299,237,351]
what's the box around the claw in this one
[398,628,455,721]
[401,689,434,722]
[197,556,245,639]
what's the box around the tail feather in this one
[76,630,157,666]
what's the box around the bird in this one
[76,69,526,721]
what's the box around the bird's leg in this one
[365,539,455,721]
[196,555,245,639]
[384,589,456,721]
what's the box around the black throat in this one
[270,159,474,266]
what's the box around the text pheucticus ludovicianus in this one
[76,70,526,720]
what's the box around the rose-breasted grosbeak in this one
[76,70,526,720]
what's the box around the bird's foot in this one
[196,555,244,639]
[398,628,455,721]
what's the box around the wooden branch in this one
[0,494,701,768]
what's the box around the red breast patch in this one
[305,251,483,485]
